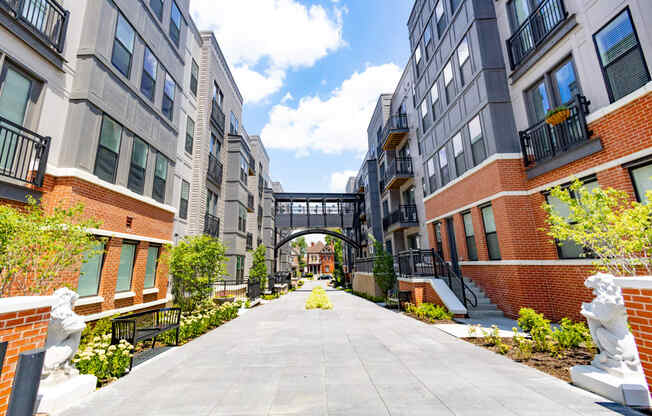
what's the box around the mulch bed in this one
[403,312,455,325]
[464,337,594,382]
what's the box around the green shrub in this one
[405,303,453,322]
[517,308,552,352]
[74,334,133,385]
[552,318,592,350]
[512,327,533,360]
[351,290,385,303]
[305,287,333,310]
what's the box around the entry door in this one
[445,217,460,273]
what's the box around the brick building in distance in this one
[306,242,335,276]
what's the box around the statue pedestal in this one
[36,374,97,415]
[571,365,651,408]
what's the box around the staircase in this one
[463,277,504,318]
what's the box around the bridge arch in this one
[275,228,360,252]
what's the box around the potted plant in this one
[545,105,570,126]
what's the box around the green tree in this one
[543,179,652,276]
[325,230,345,286]
[372,241,396,297]
[167,235,228,311]
[0,197,102,297]
[249,244,268,290]
[291,236,307,273]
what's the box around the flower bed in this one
[404,302,454,324]
[305,287,332,310]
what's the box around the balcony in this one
[247,192,255,212]
[0,115,50,188]
[382,204,418,232]
[210,101,226,135]
[1,0,69,53]
[381,114,409,151]
[519,95,593,169]
[383,157,413,192]
[203,213,220,238]
[246,233,253,250]
[507,0,567,69]
[207,153,223,186]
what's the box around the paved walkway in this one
[61,281,641,416]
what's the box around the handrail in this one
[1,0,69,53]
[383,204,418,230]
[207,153,223,185]
[384,157,413,185]
[380,113,409,148]
[0,115,50,187]
[203,213,220,238]
[210,101,226,134]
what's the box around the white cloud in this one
[260,63,403,156]
[329,170,357,192]
[190,0,345,103]
[280,92,294,104]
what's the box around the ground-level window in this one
[144,245,159,289]
[630,161,652,204]
[481,205,500,260]
[77,240,105,297]
[462,212,477,261]
[116,242,137,292]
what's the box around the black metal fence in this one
[203,213,220,238]
[2,0,69,53]
[212,280,248,299]
[247,278,262,300]
[0,116,50,187]
[211,101,225,134]
[519,95,591,167]
[385,157,413,183]
[207,153,223,185]
[380,113,409,147]
[383,204,418,230]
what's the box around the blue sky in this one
[191,0,412,193]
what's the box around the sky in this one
[190,0,412,196]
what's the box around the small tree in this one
[372,241,396,297]
[249,244,268,290]
[543,179,652,276]
[167,235,228,311]
[0,198,102,297]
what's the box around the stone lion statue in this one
[42,288,87,383]
[581,273,641,377]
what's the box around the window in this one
[407,234,420,250]
[630,162,652,204]
[420,98,429,130]
[553,60,579,105]
[452,132,466,176]
[240,154,248,182]
[94,115,122,184]
[434,222,444,258]
[230,112,239,134]
[458,36,471,85]
[150,0,163,20]
[429,82,439,118]
[235,256,245,282]
[128,137,148,195]
[179,180,189,219]
[424,24,432,46]
[594,9,650,103]
[451,0,463,13]
[116,242,137,292]
[385,240,393,255]
[458,37,469,65]
[238,206,247,232]
[427,157,437,192]
[481,205,500,260]
[112,14,135,78]
[185,116,194,154]
[210,133,221,156]
[0,65,33,126]
[77,241,105,297]
[462,212,477,261]
[508,0,532,31]
[169,1,182,47]
[144,245,159,289]
[443,61,454,102]
[435,0,447,36]
[439,147,449,186]
[190,59,199,96]
[527,80,550,122]
[468,115,486,165]
[141,47,157,101]
[153,152,168,203]
[213,83,224,107]
[162,72,175,120]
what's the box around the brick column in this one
[0,297,52,416]
[471,207,489,261]
[100,238,122,310]
[453,214,467,261]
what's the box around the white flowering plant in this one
[73,334,133,385]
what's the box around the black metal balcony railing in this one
[207,153,223,185]
[203,213,220,238]
[0,116,50,187]
[247,192,255,212]
[382,204,418,231]
[210,101,226,135]
[384,157,413,189]
[246,233,253,250]
[507,0,567,69]
[380,114,409,149]
[520,95,592,167]
[1,0,69,53]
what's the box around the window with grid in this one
[144,245,160,289]
[439,147,449,186]
[468,115,486,165]
[594,9,650,103]
[140,47,157,101]
[150,0,163,20]
[128,137,148,195]
[112,14,135,78]
[190,59,199,96]
[185,116,194,154]
[94,115,122,184]
[153,152,168,203]
[452,132,466,176]
[169,1,181,46]
[162,71,175,120]
[179,180,189,219]
[462,212,477,260]
[77,240,105,297]
[116,242,137,292]
[481,205,500,260]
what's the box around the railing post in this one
[34,136,50,187]
[57,9,70,53]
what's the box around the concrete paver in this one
[60,281,642,416]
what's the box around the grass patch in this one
[305,287,333,310]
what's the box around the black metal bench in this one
[111,307,181,370]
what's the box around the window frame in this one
[179,180,189,219]
[77,239,106,298]
[481,204,501,260]
[169,0,182,47]
[462,211,477,261]
[115,241,137,293]
[162,71,175,121]
[435,0,448,37]
[94,114,123,184]
[628,159,652,204]
[468,114,486,165]
[438,146,449,186]
[111,13,135,79]
[185,116,194,155]
[144,245,160,289]
[153,152,168,203]
[140,47,158,102]
[452,132,466,176]
[190,59,199,96]
[150,0,164,21]
[127,136,148,195]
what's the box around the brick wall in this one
[0,300,51,416]
[398,280,445,307]
[620,281,652,393]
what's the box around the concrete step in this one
[467,309,506,319]
[470,303,499,312]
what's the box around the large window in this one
[77,241,105,297]
[458,36,471,86]
[240,154,248,183]
[481,205,500,260]
[206,190,218,215]
[179,180,189,219]
[238,206,247,232]
[468,115,486,165]
[190,59,198,96]
[150,0,163,20]
[435,0,447,37]
[443,61,454,103]
[630,162,652,204]
[169,1,181,47]
[594,9,650,103]
[112,14,135,78]
[508,0,532,31]
[0,65,33,126]
[527,80,550,122]
[128,137,148,195]
[438,147,449,186]
[427,157,437,192]
[213,83,224,107]
[144,245,159,289]
[452,132,466,176]
[162,72,175,120]
[94,115,123,184]
[141,47,157,101]
[429,82,439,119]
[420,98,429,131]
[185,116,194,154]
[553,60,579,104]
[230,112,239,134]
[210,133,221,156]
[153,152,168,203]
[526,59,580,123]
[462,212,477,261]
[116,242,137,292]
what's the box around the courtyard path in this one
[61,280,641,416]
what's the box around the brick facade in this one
[621,285,652,392]
[425,91,652,322]
[0,302,50,416]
